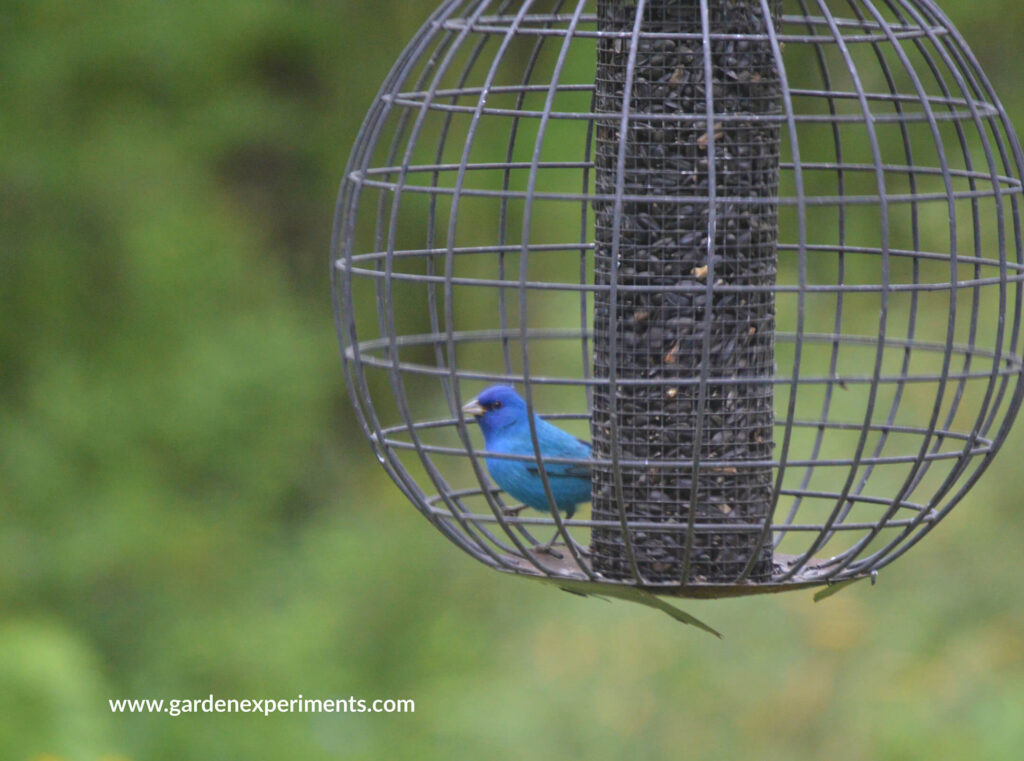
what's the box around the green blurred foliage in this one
[2,1,1024,760]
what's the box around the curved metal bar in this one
[438,0,566,574]
[517,0,596,575]
[335,0,507,565]
[382,0,532,568]
[773,0,893,582]
[740,0,805,582]
[844,0,1024,574]
[598,0,650,584]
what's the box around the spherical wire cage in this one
[332,0,1024,598]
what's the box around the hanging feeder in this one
[332,0,1024,601]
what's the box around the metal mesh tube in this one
[590,0,781,583]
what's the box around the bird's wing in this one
[515,418,591,478]
[523,459,591,479]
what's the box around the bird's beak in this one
[462,398,486,417]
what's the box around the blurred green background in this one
[3,1,1024,759]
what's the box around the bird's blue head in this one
[462,385,528,439]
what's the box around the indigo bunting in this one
[462,385,591,554]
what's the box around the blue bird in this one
[462,385,591,555]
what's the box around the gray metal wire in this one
[332,0,1024,597]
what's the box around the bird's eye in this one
[492,401,502,409]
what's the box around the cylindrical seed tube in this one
[590,0,780,584]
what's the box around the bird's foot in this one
[537,546,564,559]
[534,534,591,560]
[502,505,529,517]
[534,535,564,558]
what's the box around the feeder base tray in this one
[500,547,869,599]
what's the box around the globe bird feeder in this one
[333,0,1024,603]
